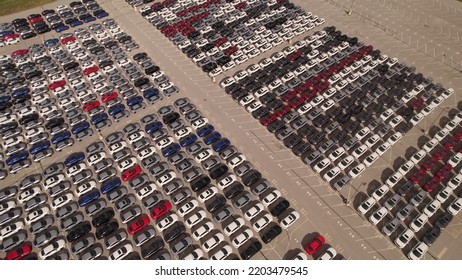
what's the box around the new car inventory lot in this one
[1,0,462,260]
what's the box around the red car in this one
[127,216,150,235]
[289,97,305,109]
[410,98,424,110]
[213,37,227,47]
[150,201,172,220]
[82,100,100,111]
[453,132,462,142]
[275,105,292,118]
[2,33,19,42]
[443,142,454,152]
[83,65,99,75]
[29,17,43,24]
[6,244,32,260]
[260,113,278,126]
[102,91,118,103]
[281,91,297,102]
[11,49,29,58]
[48,80,66,90]
[60,36,76,45]
[423,177,440,192]
[421,163,432,172]
[288,51,302,61]
[121,165,142,181]
[224,46,238,56]
[304,234,325,255]
[436,164,452,179]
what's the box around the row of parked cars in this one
[219,24,455,194]
[0,15,180,179]
[0,0,108,47]
[357,112,462,260]
[0,96,301,260]
[134,0,323,76]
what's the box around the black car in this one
[270,199,290,217]
[190,175,211,192]
[242,170,262,187]
[435,213,453,229]
[67,222,91,242]
[162,112,180,124]
[163,223,186,243]
[261,225,282,244]
[19,113,39,125]
[206,196,226,213]
[141,238,164,259]
[209,164,228,179]
[45,117,64,130]
[224,183,244,199]
[267,120,285,133]
[92,209,115,227]
[240,241,262,260]
[422,228,441,246]
[95,220,118,240]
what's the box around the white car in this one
[422,138,439,153]
[394,229,415,249]
[323,167,341,182]
[369,206,388,225]
[155,136,174,149]
[198,187,217,203]
[448,174,462,190]
[349,163,366,178]
[134,181,155,200]
[174,127,192,139]
[185,210,206,228]
[177,200,198,217]
[223,217,244,236]
[128,131,146,143]
[156,214,178,232]
[75,180,96,197]
[385,172,403,188]
[252,213,273,232]
[109,244,133,260]
[317,247,337,260]
[232,229,253,248]
[192,222,214,241]
[217,174,236,190]
[157,171,176,187]
[410,149,426,165]
[447,197,462,215]
[44,174,65,190]
[314,158,331,173]
[363,152,379,167]
[397,160,415,176]
[51,193,74,209]
[25,206,50,225]
[423,200,441,217]
[87,152,106,166]
[66,163,86,177]
[337,156,354,170]
[18,186,41,203]
[183,248,204,260]
[220,77,236,88]
[328,147,345,162]
[262,190,281,206]
[191,118,209,130]
[202,233,224,252]
[410,113,424,126]
[0,221,24,240]
[409,213,428,232]
[195,149,213,163]
[357,197,376,215]
[408,242,428,260]
[372,185,389,201]
[117,157,137,172]
[211,245,233,260]
[244,203,264,221]
[39,238,66,259]
[227,154,246,169]
[280,211,300,229]
[137,146,156,160]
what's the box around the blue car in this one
[51,131,71,144]
[0,95,11,104]
[95,11,109,19]
[127,96,143,107]
[143,88,159,99]
[11,88,30,99]
[204,131,222,145]
[198,124,214,137]
[212,138,230,152]
[162,143,181,157]
[6,151,29,166]
[0,31,14,38]
[83,16,96,23]
[71,121,89,134]
[64,152,85,167]
[91,113,108,125]
[78,190,100,207]
[108,104,125,116]
[145,121,163,134]
[56,25,69,33]
[180,134,198,147]
[44,38,59,47]
[69,20,83,27]
[101,178,121,194]
[29,140,50,155]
